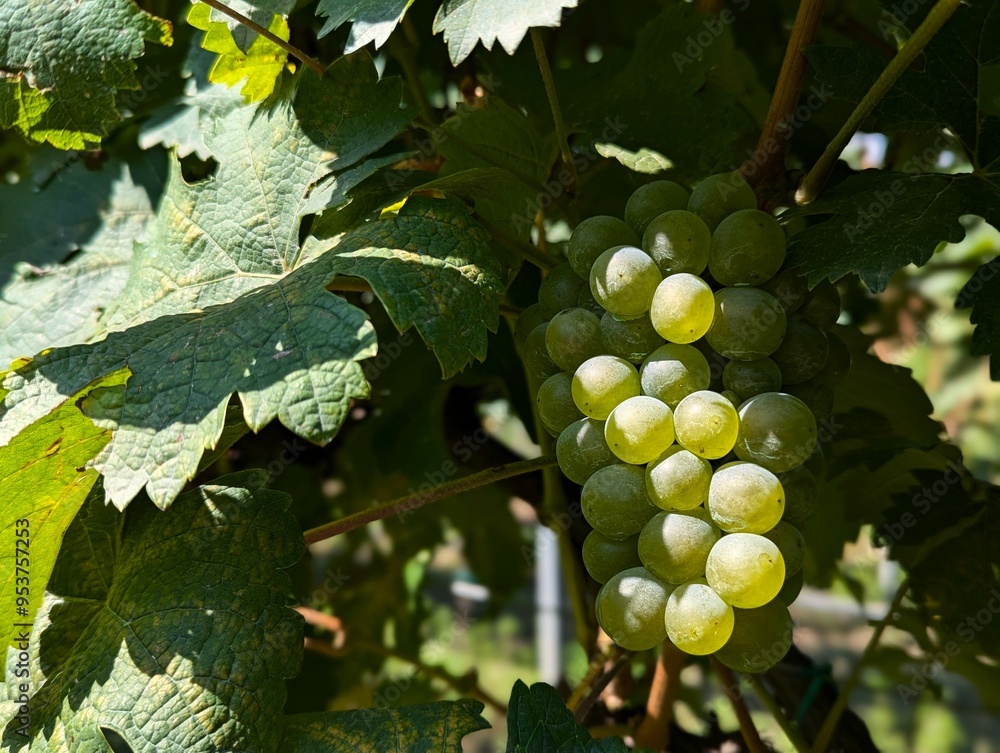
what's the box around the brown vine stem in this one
[197,0,325,75]
[570,648,632,723]
[531,29,577,191]
[634,642,686,750]
[712,658,767,753]
[796,0,962,203]
[303,454,557,545]
[810,577,910,753]
[740,0,827,195]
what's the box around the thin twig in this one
[796,0,962,203]
[303,455,557,544]
[388,16,435,123]
[634,642,686,750]
[741,0,827,195]
[477,216,560,270]
[572,649,632,723]
[713,658,768,753]
[531,29,577,190]
[197,0,325,75]
[810,578,910,753]
[745,673,811,753]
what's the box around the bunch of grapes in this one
[515,173,849,672]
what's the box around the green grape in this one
[646,445,713,511]
[673,390,740,459]
[546,308,603,372]
[567,215,639,279]
[625,181,690,237]
[720,390,741,407]
[572,355,641,420]
[538,263,586,318]
[582,531,642,584]
[514,303,549,351]
[735,392,817,472]
[777,465,818,527]
[537,372,583,435]
[707,461,784,534]
[784,378,835,421]
[641,210,711,276]
[605,395,675,464]
[576,284,606,317]
[722,358,782,401]
[582,464,658,539]
[523,323,560,382]
[771,314,829,385]
[706,288,786,361]
[778,569,804,605]
[596,567,672,650]
[708,209,786,286]
[706,533,785,608]
[590,245,662,319]
[687,172,757,232]
[600,312,664,364]
[763,521,805,576]
[556,417,616,484]
[639,344,711,408]
[639,509,721,584]
[714,600,793,673]
[665,580,735,655]
[799,280,841,331]
[821,330,851,385]
[649,273,715,344]
[758,268,809,314]
[692,338,729,391]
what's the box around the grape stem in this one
[745,673,812,753]
[476,215,561,270]
[302,454,557,544]
[712,657,768,753]
[634,642,686,750]
[197,0,325,76]
[569,646,632,722]
[795,0,963,203]
[531,29,577,192]
[740,0,827,199]
[809,577,910,753]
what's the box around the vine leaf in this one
[957,256,1000,379]
[280,701,489,751]
[0,0,172,150]
[316,0,415,51]
[432,0,578,66]
[0,369,126,654]
[0,471,305,752]
[505,680,627,752]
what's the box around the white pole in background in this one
[535,524,562,685]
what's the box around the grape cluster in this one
[516,173,850,672]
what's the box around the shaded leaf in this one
[506,681,627,752]
[316,0,415,51]
[956,255,1000,379]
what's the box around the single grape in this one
[567,216,639,279]
[692,338,728,392]
[639,509,721,584]
[596,567,673,650]
[600,312,664,364]
[572,355,641,420]
[799,280,841,331]
[582,531,642,584]
[641,210,711,276]
[706,533,785,608]
[708,209,786,286]
[735,392,817,472]
[590,245,662,319]
[714,600,793,673]
[821,330,851,385]
[605,395,675,464]
[546,308,603,372]
[673,390,740,459]
[687,172,757,232]
[646,445,713,511]
[649,273,715,344]
[706,288,786,360]
[538,263,586,318]
[778,569,804,605]
[722,358,782,401]
[582,463,658,539]
[556,417,616,485]
[523,323,560,382]
[784,378,835,421]
[777,465,818,527]
[771,314,829,385]
[763,521,805,576]
[537,372,583,435]
[758,268,809,314]
[514,303,549,351]
[625,181,690,237]
[639,344,711,408]
[665,579,735,655]
[707,461,785,534]
[576,284,606,317]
